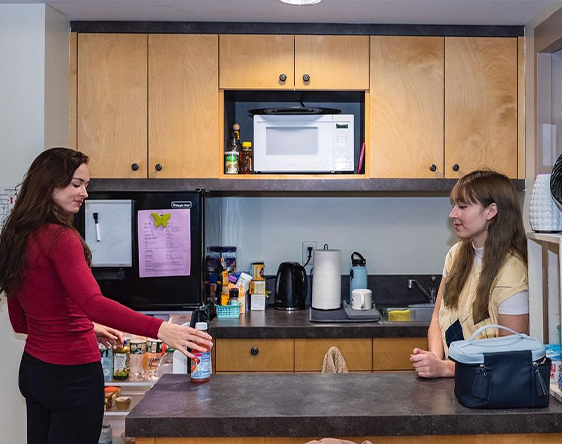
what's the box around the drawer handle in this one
[131,163,139,171]
[303,74,310,82]
[155,163,163,172]
[250,347,259,356]
[279,73,287,82]
[452,164,460,172]
[430,164,437,172]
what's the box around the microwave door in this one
[254,124,334,173]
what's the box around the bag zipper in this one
[533,361,548,397]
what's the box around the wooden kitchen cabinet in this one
[370,36,445,179]
[445,37,518,178]
[373,337,428,371]
[215,339,294,372]
[148,34,219,178]
[77,33,148,178]
[295,338,372,372]
[219,34,369,90]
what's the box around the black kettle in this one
[274,262,307,311]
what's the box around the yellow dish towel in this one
[388,309,410,322]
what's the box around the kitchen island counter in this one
[127,373,562,443]
[210,306,429,339]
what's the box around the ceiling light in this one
[277,0,323,5]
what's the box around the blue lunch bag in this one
[448,324,550,409]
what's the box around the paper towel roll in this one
[312,248,341,310]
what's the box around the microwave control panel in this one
[333,121,354,172]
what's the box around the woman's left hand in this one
[410,348,455,378]
[93,322,124,349]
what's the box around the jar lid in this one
[222,246,237,252]
[242,141,252,147]
[195,322,208,331]
[229,287,239,297]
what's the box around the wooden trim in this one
[69,32,77,150]
[137,434,562,444]
[518,36,525,179]
[218,89,224,177]
[364,90,371,176]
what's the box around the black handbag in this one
[448,324,550,409]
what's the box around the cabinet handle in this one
[131,163,139,171]
[430,164,437,172]
[452,164,460,172]
[250,347,259,356]
[302,74,310,82]
[279,73,287,82]
[155,164,163,172]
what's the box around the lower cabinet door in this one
[373,337,428,371]
[295,338,372,372]
[215,339,294,372]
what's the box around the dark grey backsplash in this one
[263,274,442,307]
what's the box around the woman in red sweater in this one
[0,148,213,444]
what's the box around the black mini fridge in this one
[75,191,211,312]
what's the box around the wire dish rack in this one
[216,302,241,319]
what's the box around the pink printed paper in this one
[138,209,191,278]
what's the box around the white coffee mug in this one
[351,289,372,310]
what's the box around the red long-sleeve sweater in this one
[7,224,164,365]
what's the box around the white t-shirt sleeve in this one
[497,291,529,315]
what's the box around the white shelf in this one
[104,380,154,387]
[527,232,562,244]
[550,383,562,403]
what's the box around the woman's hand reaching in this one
[157,322,213,359]
[93,322,124,349]
[409,348,455,378]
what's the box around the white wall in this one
[0,4,69,443]
[221,195,456,276]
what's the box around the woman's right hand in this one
[157,322,213,359]
[409,348,455,378]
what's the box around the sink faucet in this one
[408,275,437,304]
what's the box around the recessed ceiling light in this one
[277,0,323,5]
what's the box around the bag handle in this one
[469,324,525,343]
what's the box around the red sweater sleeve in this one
[8,296,28,334]
[46,228,163,338]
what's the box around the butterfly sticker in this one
[151,212,172,228]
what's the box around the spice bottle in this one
[145,338,163,382]
[191,322,211,384]
[129,337,146,382]
[225,132,240,174]
[113,339,130,381]
[239,141,253,174]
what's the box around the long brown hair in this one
[444,170,527,324]
[0,148,92,298]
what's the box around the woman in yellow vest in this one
[410,170,528,378]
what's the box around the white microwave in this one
[253,114,354,173]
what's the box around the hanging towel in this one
[321,346,349,373]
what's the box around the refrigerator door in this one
[76,191,205,311]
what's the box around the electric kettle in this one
[274,262,307,311]
[349,252,368,303]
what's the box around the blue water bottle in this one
[349,252,368,303]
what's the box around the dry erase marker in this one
[93,212,101,242]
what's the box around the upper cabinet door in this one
[295,35,369,90]
[148,35,219,178]
[219,35,294,89]
[370,36,444,178]
[445,37,518,179]
[78,34,147,178]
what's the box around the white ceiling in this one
[2,0,559,25]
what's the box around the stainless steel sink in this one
[379,303,435,322]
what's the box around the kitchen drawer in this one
[373,337,428,371]
[295,338,372,372]
[215,339,294,372]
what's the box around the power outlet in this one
[302,241,317,266]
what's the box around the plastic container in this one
[98,424,112,444]
[216,302,241,318]
[225,132,240,174]
[145,338,163,382]
[129,338,146,381]
[221,247,237,272]
[157,347,175,378]
[191,322,211,383]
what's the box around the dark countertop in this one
[126,373,562,438]
[210,307,429,339]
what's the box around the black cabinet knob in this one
[430,164,437,172]
[452,164,460,172]
[279,73,287,82]
[131,163,139,171]
[155,164,163,172]
[250,347,259,356]
[302,74,310,82]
